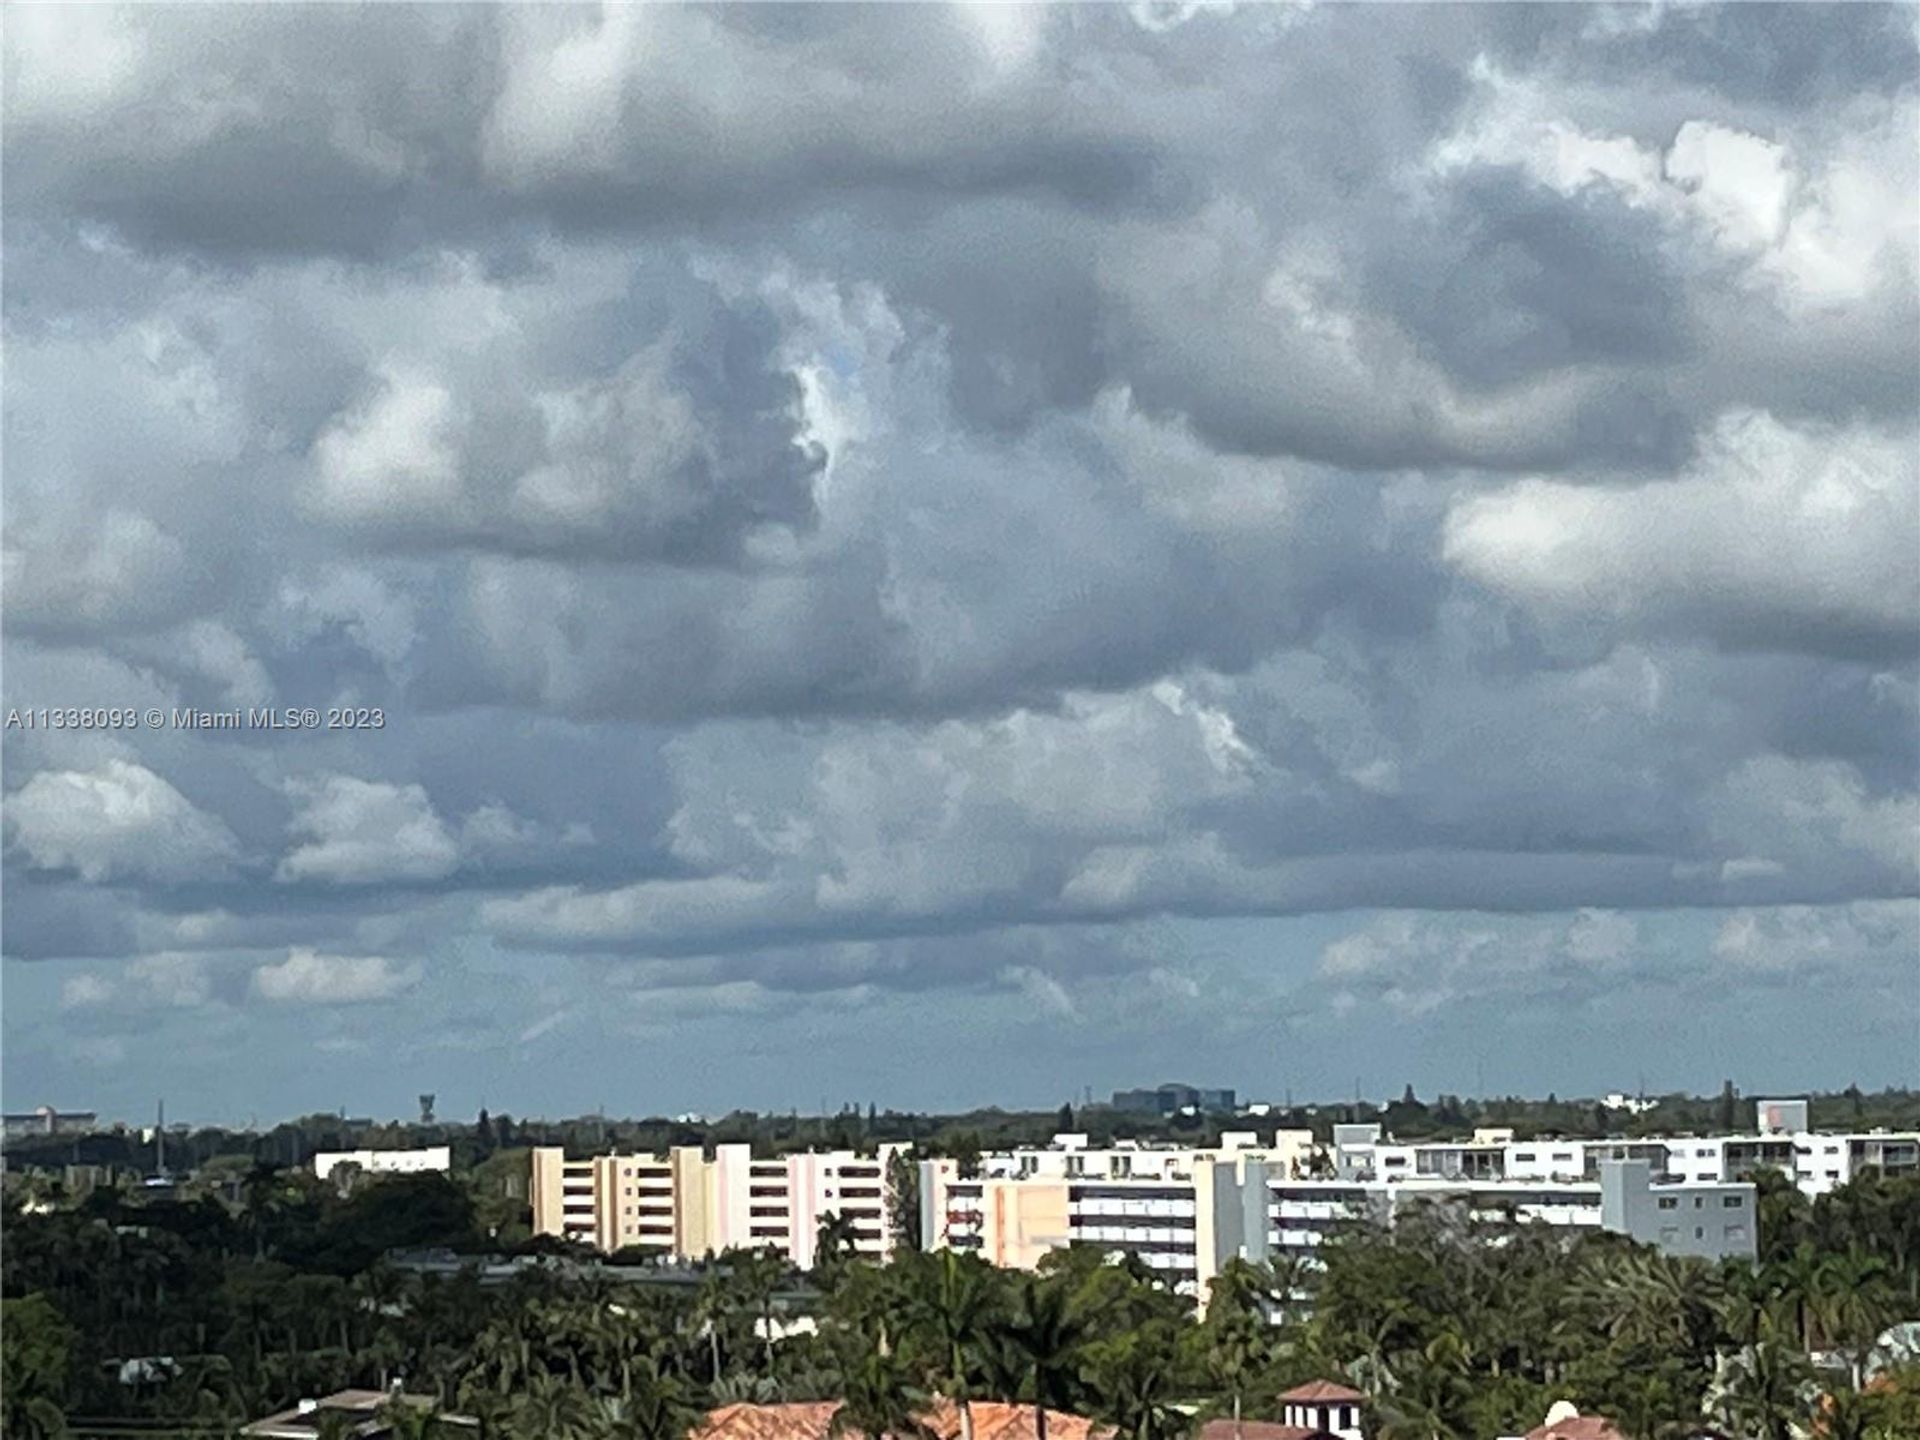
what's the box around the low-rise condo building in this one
[312,1146,451,1182]
[529,1143,906,1268]
[921,1130,1786,1304]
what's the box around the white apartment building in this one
[312,1146,451,1182]
[921,1130,1798,1304]
[530,1143,904,1268]
[1327,1122,1917,1198]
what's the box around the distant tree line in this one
[8,1086,1916,1180]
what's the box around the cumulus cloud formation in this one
[3,2,1915,1112]
[275,776,461,886]
[5,760,240,884]
[1444,411,1918,655]
[251,949,420,1005]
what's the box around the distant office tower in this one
[1110,1083,1236,1115]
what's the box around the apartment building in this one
[2,1106,98,1139]
[921,1136,1280,1302]
[312,1146,451,1182]
[1600,1160,1757,1262]
[922,1133,1763,1305]
[1327,1122,1918,1198]
[530,1143,904,1267]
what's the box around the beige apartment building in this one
[530,1143,907,1268]
[920,1131,1297,1306]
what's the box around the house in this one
[1273,1381,1366,1440]
[240,1390,474,1438]
[696,1401,1110,1440]
[1197,1422,1336,1440]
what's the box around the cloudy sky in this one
[4,3,1916,1128]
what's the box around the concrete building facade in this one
[922,1132,1770,1304]
[312,1146,451,1182]
[530,1143,905,1268]
[1598,1160,1756,1261]
[2,1107,98,1139]
[1325,1123,1916,1198]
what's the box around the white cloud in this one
[1,510,193,635]
[171,620,274,708]
[1711,900,1919,978]
[60,974,116,1010]
[1,4,145,124]
[1443,411,1917,647]
[1709,755,1919,887]
[1664,120,1794,253]
[310,367,466,527]
[128,952,214,1008]
[1431,64,1917,309]
[6,760,240,883]
[1000,964,1078,1020]
[273,566,419,670]
[1317,910,1643,1017]
[275,776,460,885]
[251,948,419,1004]
[515,1008,575,1045]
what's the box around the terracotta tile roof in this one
[1196,1421,1320,1440]
[1525,1417,1627,1440]
[700,1403,843,1440]
[939,1401,1109,1440]
[695,1402,1109,1440]
[1277,1381,1366,1405]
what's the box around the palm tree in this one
[599,1357,699,1440]
[904,1251,1000,1440]
[690,1270,733,1384]
[1082,1320,1192,1440]
[816,1212,864,1292]
[1719,1336,1813,1440]
[997,1276,1087,1440]
[831,1336,936,1440]
[379,1396,450,1440]
[1816,1248,1892,1390]
[726,1248,790,1380]
[710,1375,782,1404]
[1771,1243,1830,1353]
[510,1372,602,1440]
[1716,1261,1781,1350]
[1200,1284,1270,1440]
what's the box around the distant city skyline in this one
[4,6,1916,1125]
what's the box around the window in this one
[1658,1197,1678,1210]
[1722,1195,1743,1208]
[1695,1227,1705,1239]
[1693,1197,1704,1208]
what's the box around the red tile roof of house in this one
[1196,1421,1320,1440]
[1277,1381,1366,1405]
[696,1401,1111,1440]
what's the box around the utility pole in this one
[156,1098,166,1178]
